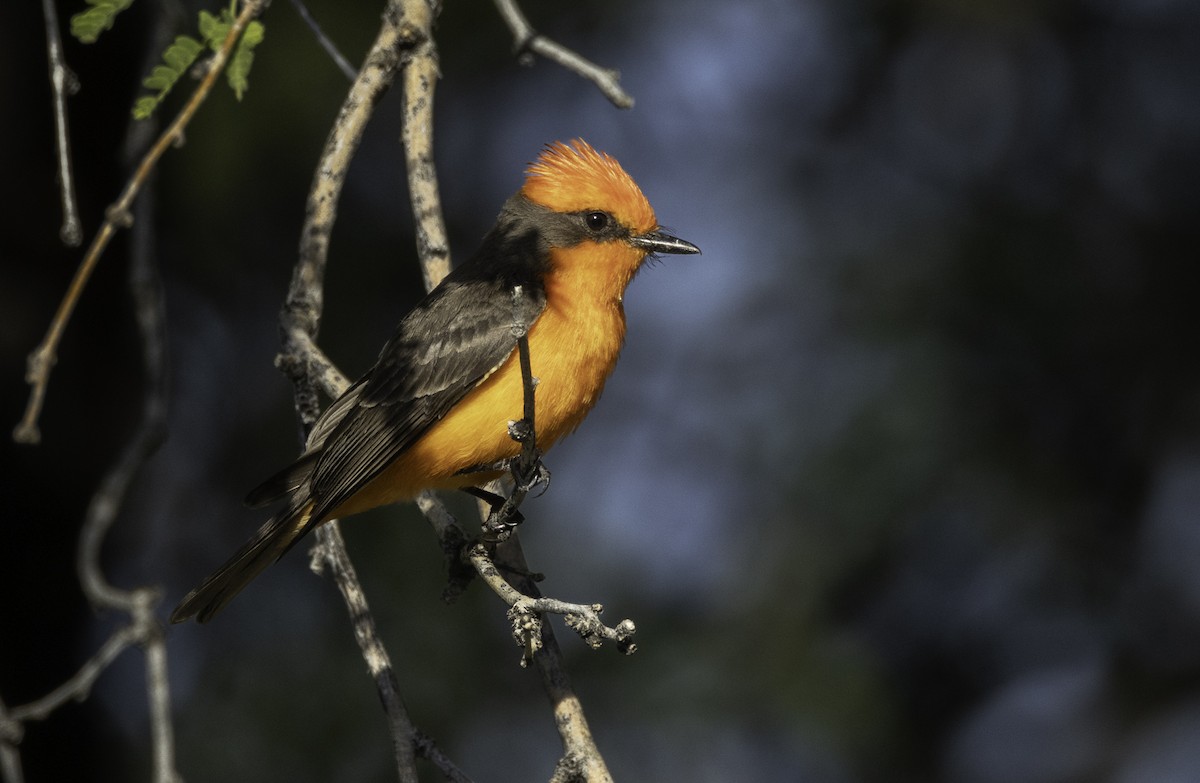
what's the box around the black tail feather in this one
[170,501,314,624]
[244,452,319,509]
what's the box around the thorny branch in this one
[15,0,269,445]
[492,0,634,109]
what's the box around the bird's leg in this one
[506,417,551,495]
[478,488,525,543]
[461,485,524,525]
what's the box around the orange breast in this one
[328,254,629,518]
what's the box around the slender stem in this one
[8,626,141,724]
[492,0,634,109]
[312,521,420,782]
[0,693,23,783]
[287,0,358,81]
[41,0,82,246]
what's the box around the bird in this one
[170,139,699,623]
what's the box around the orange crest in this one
[522,140,658,234]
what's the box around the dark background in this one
[3,0,1200,781]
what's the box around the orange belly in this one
[328,282,626,519]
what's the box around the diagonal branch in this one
[287,0,358,82]
[309,524,424,781]
[15,0,268,445]
[492,0,634,109]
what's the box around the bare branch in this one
[278,3,444,779]
[40,0,81,246]
[142,623,180,783]
[287,0,358,82]
[492,0,634,109]
[414,731,476,783]
[8,625,141,725]
[5,75,183,782]
[311,521,421,782]
[467,544,636,660]
[76,188,169,612]
[0,694,23,783]
[488,537,618,783]
[15,0,269,444]
[398,2,451,289]
[277,326,349,398]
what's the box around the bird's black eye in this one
[585,211,610,231]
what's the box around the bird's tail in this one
[170,500,315,624]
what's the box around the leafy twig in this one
[70,0,134,44]
[15,0,268,445]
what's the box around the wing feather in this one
[303,205,550,522]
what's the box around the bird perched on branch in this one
[170,139,699,623]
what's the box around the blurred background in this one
[3,0,1200,780]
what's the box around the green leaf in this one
[129,35,203,120]
[132,96,159,121]
[142,65,174,91]
[70,0,134,44]
[164,36,203,71]
[197,9,231,51]
[127,6,267,118]
[226,20,265,100]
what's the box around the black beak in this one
[630,230,701,256]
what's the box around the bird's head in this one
[520,140,699,291]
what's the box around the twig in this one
[287,0,358,82]
[414,732,475,783]
[490,537,617,783]
[7,625,142,725]
[468,544,637,661]
[41,0,82,246]
[4,52,182,781]
[118,164,180,783]
[388,0,478,597]
[278,325,349,398]
[77,189,169,613]
[310,522,422,782]
[0,695,23,783]
[491,0,634,109]
[14,0,267,445]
